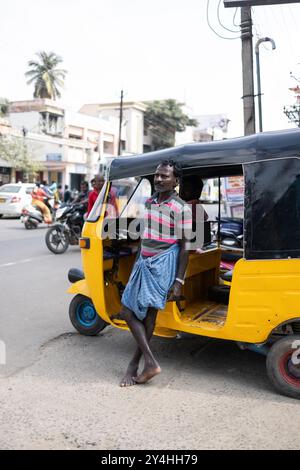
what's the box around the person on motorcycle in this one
[31,183,52,224]
[73,181,89,211]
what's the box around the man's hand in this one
[167,281,182,301]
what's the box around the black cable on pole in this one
[217,0,240,34]
[233,7,239,27]
[206,0,240,41]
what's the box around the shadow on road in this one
[26,328,289,402]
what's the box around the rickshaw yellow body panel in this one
[67,279,90,298]
[225,258,300,341]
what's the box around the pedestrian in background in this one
[87,175,105,215]
[63,184,72,203]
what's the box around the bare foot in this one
[134,365,161,384]
[119,365,138,387]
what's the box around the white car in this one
[0,183,36,217]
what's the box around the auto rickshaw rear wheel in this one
[69,294,108,336]
[266,335,300,399]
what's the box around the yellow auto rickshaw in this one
[68,128,300,399]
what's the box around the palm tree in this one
[25,51,67,100]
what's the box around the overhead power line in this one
[206,0,240,40]
[232,7,240,27]
[217,0,240,33]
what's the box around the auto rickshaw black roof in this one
[108,128,300,181]
[108,128,300,261]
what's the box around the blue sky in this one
[1,0,300,136]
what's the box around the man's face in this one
[94,176,105,191]
[81,183,88,192]
[154,165,178,193]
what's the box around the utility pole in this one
[118,89,124,156]
[224,1,300,134]
[241,7,256,135]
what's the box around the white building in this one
[2,99,120,188]
[81,102,230,153]
[80,101,147,156]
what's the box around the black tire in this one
[266,335,300,399]
[0,214,3,218]
[45,224,69,254]
[25,220,37,230]
[69,294,107,336]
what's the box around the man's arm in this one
[167,203,192,301]
[167,236,189,301]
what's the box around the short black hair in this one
[158,159,182,178]
[181,175,204,199]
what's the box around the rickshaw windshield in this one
[86,182,109,222]
[86,178,146,223]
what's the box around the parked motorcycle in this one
[21,197,56,229]
[210,217,244,274]
[211,217,244,249]
[220,230,243,249]
[45,203,86,254]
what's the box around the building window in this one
[104,141,114,154]
[39,112,63,135]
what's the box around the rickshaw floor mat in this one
[180,301,228,328]
[181,300,228,328]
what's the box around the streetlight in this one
[255,37,276,132]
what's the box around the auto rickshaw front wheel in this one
[266,335,300,399]
[69,294,108,336]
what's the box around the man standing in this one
[117,160,192,387]
[87,175,105,215]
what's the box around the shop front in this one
[0,166,12,185]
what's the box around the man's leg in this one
[119,307,160,386]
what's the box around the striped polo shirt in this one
[140,191,193,257]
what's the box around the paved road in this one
[0,217,79,376]
[1,217,300,450]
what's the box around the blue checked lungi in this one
[121,244,180,321]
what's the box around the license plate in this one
[0,198,6,203]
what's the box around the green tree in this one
[0,98,10,118]
[0,135,43,181]
[144,99,198,151]
[25,51,67,100]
